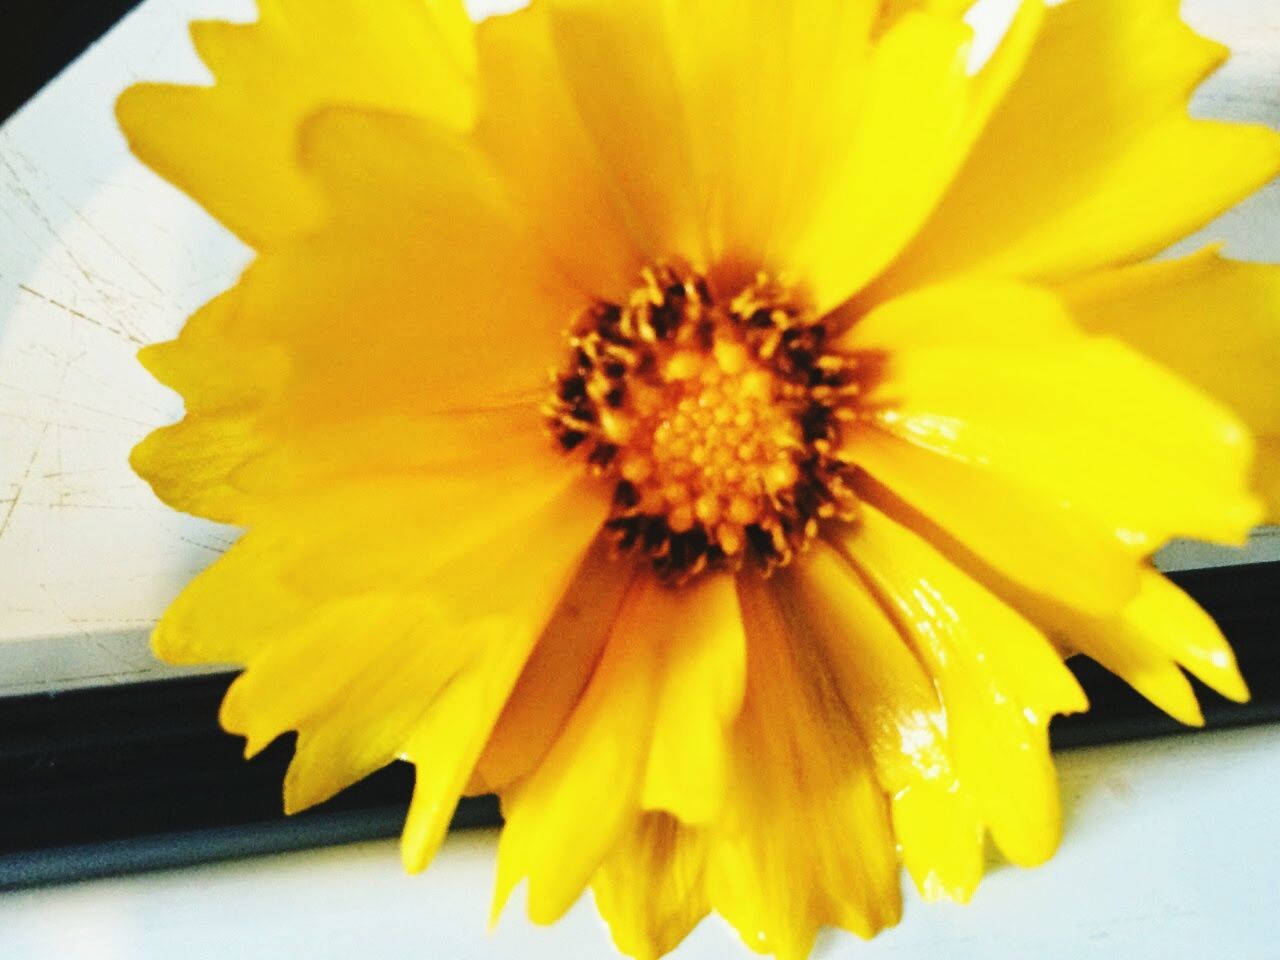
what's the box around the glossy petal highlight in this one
[835,504,1087,866]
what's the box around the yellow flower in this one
[117,0,1278,957]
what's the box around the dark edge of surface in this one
[1,561,1277,891]
[0,0,144,123]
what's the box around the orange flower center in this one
[547,263,861,584]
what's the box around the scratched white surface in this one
[0,0,511,695]
[0,0,1278,698]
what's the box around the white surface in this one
[1,725,1277,959]
[2,0,1279,693]
[0,0,253,693]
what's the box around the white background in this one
[1,1,1279,958]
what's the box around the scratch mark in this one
[0,422,49,542]
[172,531,230,555]
[16,283,145,346]
[0,382,157,428]
[77,209,165,291]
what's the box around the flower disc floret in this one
[547,263,862,583]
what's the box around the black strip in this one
[0,0,144,123]
[0,672,501,891]
[1,562,1276,890]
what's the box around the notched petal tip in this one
[1055,670,1091,718]
[400,775,458,876]
[113,80,209,166]
[1007,826,1062,871]
[488,855,529,931]
[188,17,257,74]
[1151,667,1207,728]
[1212,656,1251,706]
[282,756,330,816]
[128,427,164,482]
[215,677,257,743]
[135,339,178,385]
[487,868,517,932]
[114,81,173,136]
[147,616,195,669]
[128,418,254,526]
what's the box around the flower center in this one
[547,262,860,584]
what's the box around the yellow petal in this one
[472,539,637,794]
[152,526,307,668]
[394,478,610,873]
[171,471,607,831]
[244,106,575,410]
[493,576,668,926]
[868,0,1280,298]
[779,542,984,903]
[848,428,1141,615]
[641,573,746,824]
[540,0,710,265]
[789,11,976,312]
[1061,248,1280,518]
[132,410,270,525]
[860,335,1260,550]
[137,289,288,414]
[134,399,555,526]
[152,451,584,664]
[836,504,1087,867]
[227,405,557,506]
[592,814,711,960]
[134,108,582,524]
[474,4,645,301]
[291,479,606,818]
[709,577,901,959]
[818,0,1049,309]
[1130,573,1249,704]
[116,0,475,247]
[651,0,880,289]
[843,281,1261,616]
[837,283,1148,618]
[536,0,1031,312]
[218,594,468,802]
[1014,569,1247,726]
[837,278,1077,352]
